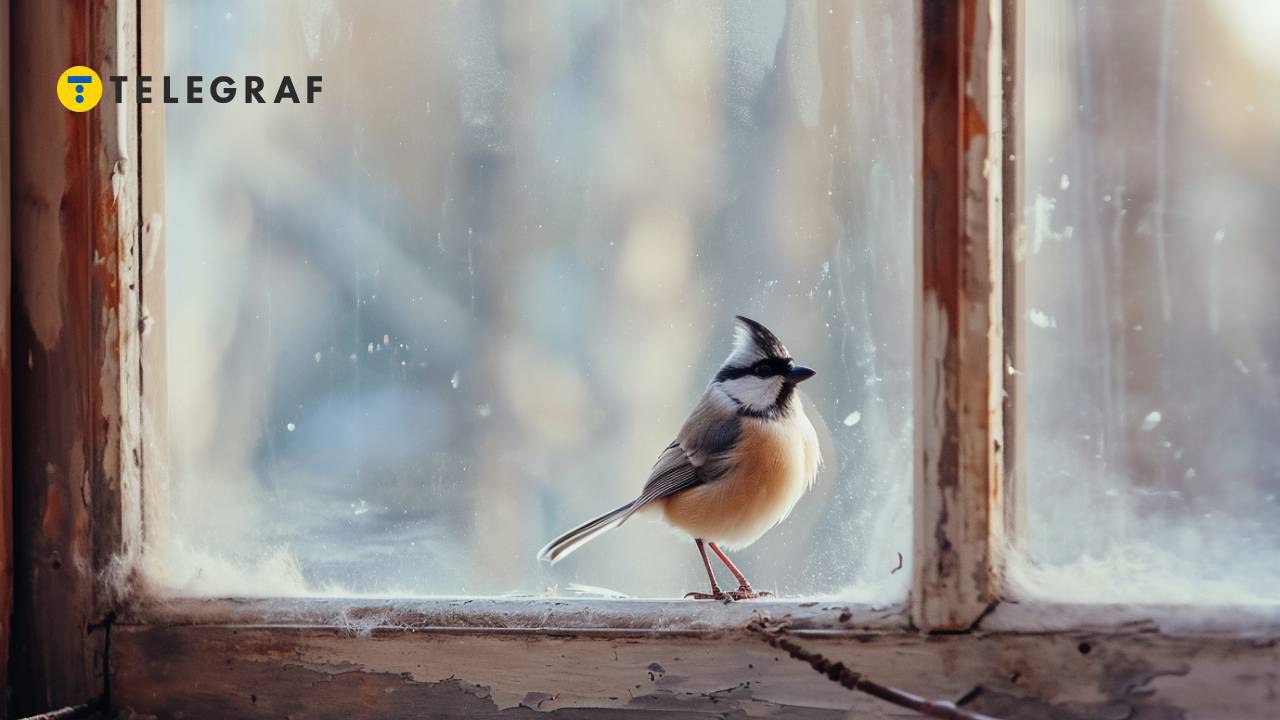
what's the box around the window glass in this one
[1019,0,1280,603]
[159,0,916,599]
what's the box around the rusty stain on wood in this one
[11,0,139,714]
[915,0,1006,631]
[12,0,101,711]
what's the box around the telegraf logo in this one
[58,67,322,110]
[57,66,104,111]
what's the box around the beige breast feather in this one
[661,399,820,549]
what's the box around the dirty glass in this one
[158,0,916,599]
[1018,0,1280,603]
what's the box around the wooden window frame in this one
[0,0,12,710]
[8,1,1278,718]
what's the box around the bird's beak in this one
[785,365,816,384]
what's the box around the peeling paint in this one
[109,624,1280,719]
[914,0,1005,633]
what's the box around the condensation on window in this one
[1017,0,1280,604]
[155,1,916,600]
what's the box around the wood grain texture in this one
[89,0,142,618]
[1000,0,1027,571]
[0,0,12,714]
[11,2,101,710]
[914,0,1006,631]
[10,0,138,714]
[110,618,1280,719]
[138,0,169,588]
[120,596,907,634]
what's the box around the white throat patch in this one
[716,374,784,412]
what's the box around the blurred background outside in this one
[156,0,1279,604]
[159,0,917,599]
[1020,0,1280,603]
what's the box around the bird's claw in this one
[684,587,772,602]
[684,590,730,602]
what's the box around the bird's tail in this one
[537,502,634,565]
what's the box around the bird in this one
[537,315,822,600]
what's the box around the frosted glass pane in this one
[157,1,916,600]
[1018,0,1280,603]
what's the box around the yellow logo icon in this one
[57,66,103,112]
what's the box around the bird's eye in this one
[754,364,770,377]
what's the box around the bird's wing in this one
[632,442,702,509]
[631,392,741,511]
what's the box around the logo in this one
[58,66,104,112]
[58,66,322,109]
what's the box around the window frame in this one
[8,0,1279,717]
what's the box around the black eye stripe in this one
[713,366,752,382]
[757,358,793,376]
[714,358,792,383]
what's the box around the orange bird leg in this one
[708,542,772,599]
[684,538,727,600]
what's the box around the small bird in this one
[538,316,821,600]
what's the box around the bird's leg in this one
[684,539,728,600]
[708,542,772,600]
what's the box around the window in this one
[8,1,1278,718]
[158,1,917,600]
[1016,0,1280,604]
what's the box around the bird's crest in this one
[726,315,790,366]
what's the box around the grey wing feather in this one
[632,443,700,508]
[537,394,739,564]
[629,391,741,512]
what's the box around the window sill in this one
[108,596,1280,718]
[120,595,908,636]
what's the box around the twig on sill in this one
[17,701,102,720]
[747,618,1002,720]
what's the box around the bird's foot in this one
[684,589,731,602]
[684,586,771,602]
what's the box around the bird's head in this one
[711,316,816,417]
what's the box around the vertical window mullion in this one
[138,0,169,565]
[913,0,1007,631]
[1000,0,1026,578]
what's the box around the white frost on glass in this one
[1020,0,1280,605]
[157,1,917,601]
[1027,309,1057,329]
[782,1,822,129]
[1030,194,1055,256]
[293,0,336,62]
